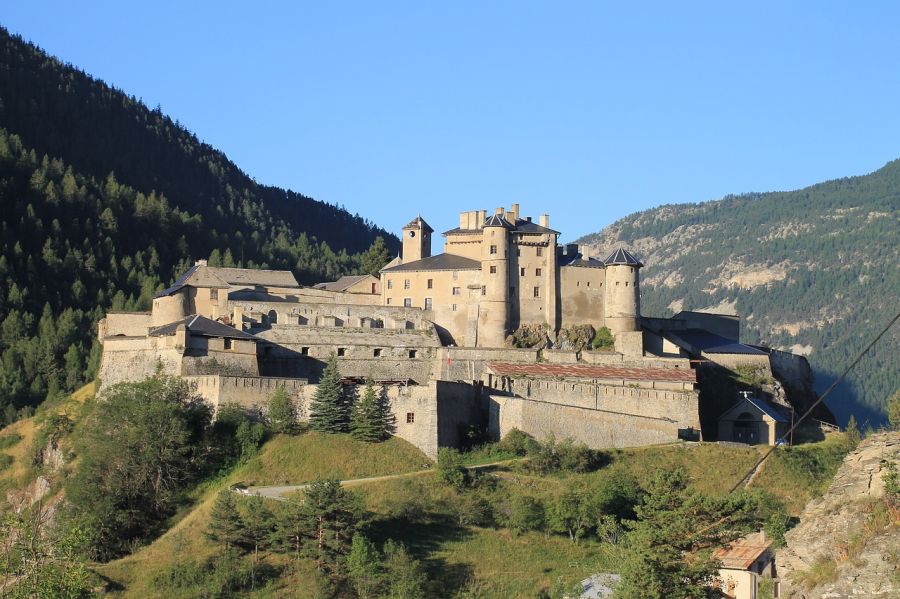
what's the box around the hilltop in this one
[577,161,900,425]
[0,28,398,419]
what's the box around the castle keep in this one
[98,206,807,457]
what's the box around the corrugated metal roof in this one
[381,253,481,273]
[667,329,767,355]
[487,362,696,383]
[714,532,771,570]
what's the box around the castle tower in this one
[603,248,643,335]
[402,216,433,263]
[477,211,512,347]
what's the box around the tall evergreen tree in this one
[295,479,362,577]
[267,387,296,435]
[207,490,245,552]
[351,377,387,442]
[309,355,348,433]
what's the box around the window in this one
[387,279,393,289]
[517,248,521,256]
[452,304,457,311]
[489,265,497,274]
[373,348,382,357]
[300,347,309,356]
[481,285,486,296]
[406,412,415,423]
[452,270,458,280]
[424,297,432,310]
[223,338,232,350]
[386,298,392,305]
[625,282,629,287]
[452,287,461,296]
[337,347,346,357]
[403,279,410,289]
[587,281,591,287]
[533,286,540,298]
[536,247,543,257]
[403,298,412,307]
[490,245,498,254]
[427,278,433,289]
[535,268,542,276]
[616,281,620,286]
[210,288,218,300]
[408,350,417,359]
[520,267,526,276]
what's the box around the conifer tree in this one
[845,414,861,449]
[351,377,386,442]
[207,490,245,552]
[309,355,348,433]
[296,479,362,576]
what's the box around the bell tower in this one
[402,216,433,263]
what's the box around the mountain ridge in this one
[577,160,900,425]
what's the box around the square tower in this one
[402,216,433,263]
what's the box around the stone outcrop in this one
[776,431,899,598]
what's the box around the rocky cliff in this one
[776,431,899,597]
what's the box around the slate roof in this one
[666,329,767,355]
[713,532,772,570]
[314,275,371,292]
[443,217,560,236]
[483,214,515,229]
[206,266,300,288]
[603,248,643,267]
[719,395,790,423]
[155,265,230,298]
[487,362,696,383]
[559,252,606,269]
[381,253,481,273]
[149,314,258,340]
[403,216,434,233]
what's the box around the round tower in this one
[477,212,511,347]
[603,248,643,335]
[151,291,188,327]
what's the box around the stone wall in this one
[230,298,429,330]
[181,375,480,459]
[97,342,183,389]
[435,347,539,382]
[100,312,152,337]
[702,352,771,370]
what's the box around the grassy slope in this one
[94,436,849,598]
[95,432,430,597]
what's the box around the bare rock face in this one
[776,432,899,598]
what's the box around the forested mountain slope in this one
[0,28,396,421]
[578,161,899,425]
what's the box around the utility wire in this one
[727,309,900,495]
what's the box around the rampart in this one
[230,298,429,330]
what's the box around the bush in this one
[591,326,615,350]
[590,471,643,521]
[437,447,469,490]
[497,429,540,456]
[0,453,13,471]
[508,495,545,535]
[453,492,494,527]
[529,434,602,474]
[0,433,22,450]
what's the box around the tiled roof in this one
[149,314,258,340]
[155,265,230,298]
[560,252,606,269]
[381,252,481,273]
[714,532,771,570]
[404,216,434,233]
[206,266,300,288]
[487,362,696,383]
[604,248,643,267]
[511,219,560,235]
[314,275,370,292]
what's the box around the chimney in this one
[509,203,520,222]
[477,210,487,228]
[539,214,549,228]
[526,216,532,222]
[566,243,579,256]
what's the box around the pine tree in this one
[888,391,900,431]
[296,479,362,576]
[242,496,275,589]
[207,490,245,552]
[382,539,427,599]
[309,355,348,433]
[351,378,386,442]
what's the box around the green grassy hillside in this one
[577,160,900,425]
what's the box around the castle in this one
[98,206,810,457]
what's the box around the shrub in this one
[497,428,540,456]
[530,434,602,474]
[437,447,469,490]
[0,433,22,450]
[591,326,615,350]
[453,492,494,527]
[507,495,545,535]
[0,454,13,471]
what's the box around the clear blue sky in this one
[4,2,900,243]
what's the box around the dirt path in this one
[238,458,525,501]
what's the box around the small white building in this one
[714,531,778,599]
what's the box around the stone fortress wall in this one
[182,375,479,459]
